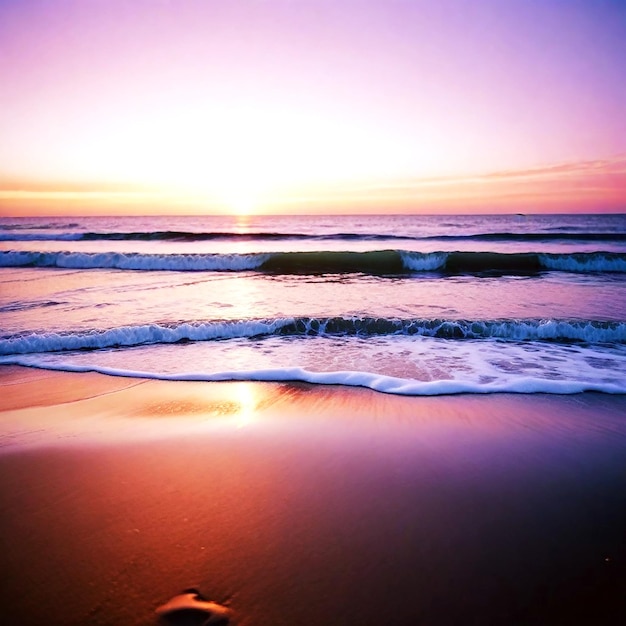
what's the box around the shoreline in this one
[1,365,625,625]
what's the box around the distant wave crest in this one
[2,229,626,243]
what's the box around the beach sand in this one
[1,364,625,625]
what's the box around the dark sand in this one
[1,365,625,625]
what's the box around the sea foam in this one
[2,357,625,396]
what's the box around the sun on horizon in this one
[0,0,625,217]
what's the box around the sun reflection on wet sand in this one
[232,382,258,429]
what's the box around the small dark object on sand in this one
[156,588,231,625]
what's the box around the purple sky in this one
[1,0,625,214]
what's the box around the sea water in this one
[1,213,625,395]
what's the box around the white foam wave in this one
[400,251,448,271]
[2,318,625,355]
[540,253,626,273]
[0,320,293,355]
[2,358,625,395]
[0,250,268,271]
[458,319,626,342]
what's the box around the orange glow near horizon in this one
[2,155,625,216]
[1,1,625,216]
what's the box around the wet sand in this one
[1,365,625,625]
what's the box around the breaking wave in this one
[2,317,625,355]
[1,249,625,274]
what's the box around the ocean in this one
[1,213,625,395]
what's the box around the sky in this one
[0,0,625,215]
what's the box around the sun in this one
[222,189,258,216]
[211,169,271,216]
